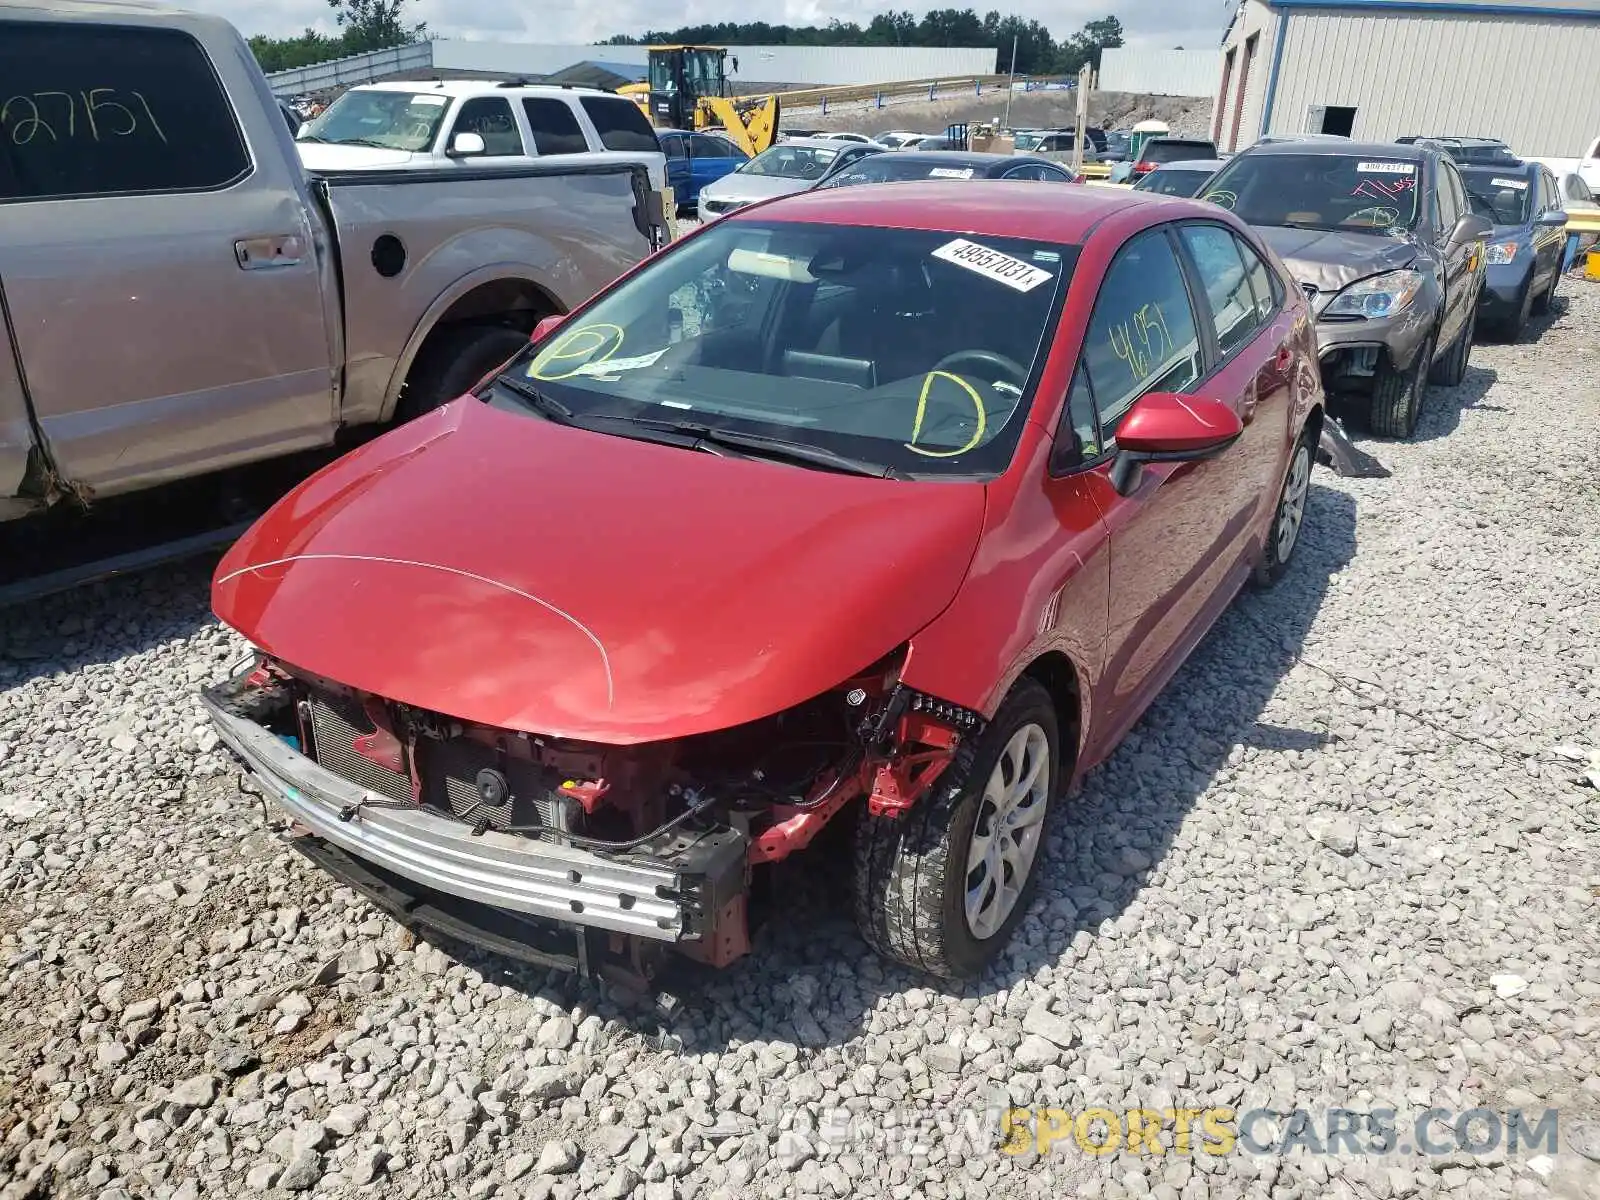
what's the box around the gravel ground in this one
[1,282,1598,1200]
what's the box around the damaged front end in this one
[202,647,977,988]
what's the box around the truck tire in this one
[396,324,532,424]
[1252,424,1315,588]
[853,679,1058,981]
[1369,331,1434,440]
[1428,311,1473,387]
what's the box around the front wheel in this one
[1428,310,1473,387]
[1369,332,1434,439]
[1531,264,1559,316]
[853,680,1058,981]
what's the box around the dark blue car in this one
[1461,160,1569,339]
[658,130,749,213]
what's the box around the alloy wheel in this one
[1276,443,1311,563]
[965,723,1050,939]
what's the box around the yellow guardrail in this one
[1076,162,1113,179]
[1563,209,1600,234]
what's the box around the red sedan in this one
[204,182,1324,986]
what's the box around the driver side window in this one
[1078,227,1203,435]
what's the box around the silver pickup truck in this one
[0,1,666,527]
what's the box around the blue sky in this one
[196,0,1234,52]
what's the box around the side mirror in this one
[530,314,565,343]
[1109,392,1244,496]
[448,131,486,158]
[1450,213,1493,245]
[1535,208,1569,228]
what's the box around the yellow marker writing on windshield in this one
[527,323,626,382]
[906,371,986,458]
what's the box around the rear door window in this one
[451,97,524,156]
[0,21,250,201]
[520,98,589,155]
[579,97,661,153]
[1081,227,1204,430]
[1178,224,1260,360]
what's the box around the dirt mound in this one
[800,89,1215,140]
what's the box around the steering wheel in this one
[931,349,1029,387]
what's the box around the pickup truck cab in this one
[0,3,666,530]
[296,81,668,196]
[1530,135,1600,196]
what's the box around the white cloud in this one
[189,0,1229,52]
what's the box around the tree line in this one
[248,1,1122,80]
[602,12,1125,76]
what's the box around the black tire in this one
[395,324,532,424]
[1500,282,1532,342]
[1253,425,1315,588]
[1428,311,1473,387]
[1369,332,1434,439]
[1531,265,1558,316]
[853,679,1059,981]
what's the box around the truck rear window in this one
[579,97,661,154]
[521,98,589,155]
[0,22,250,202]
[1145,140,1218,164]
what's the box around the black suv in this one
[1196,139,1493,438]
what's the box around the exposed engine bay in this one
[203,648,986,994]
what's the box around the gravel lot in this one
[1,283,1598,1200]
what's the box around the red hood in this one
[213,400,986,744]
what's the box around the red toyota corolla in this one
[204,182,1323,987]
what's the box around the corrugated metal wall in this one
[1268,9,1600,156]
[431,41,996,86]
[265,43,435,94]
[1099,48,1222,98]
[1216,0,1281,152]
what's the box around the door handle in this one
[235,235,305,270]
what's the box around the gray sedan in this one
[696,138,886,222]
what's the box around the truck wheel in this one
[1252,425,1314,588]
[1369,332,1434,440]
[396,324,532,424]
[1428,312,1473,387]
[853,679,1058,981]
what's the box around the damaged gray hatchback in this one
[1198,140,1492,438]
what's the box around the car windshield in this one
[1013,133,1043,151]
[1136,168,1213,196]
[297,90,451,152]
[497,220,1076,479]
[820,157,984,188]
[1199,152,1423,233]
[1461,170,1532,224]
[739,144,842,180]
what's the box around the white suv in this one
[296,80,667,193]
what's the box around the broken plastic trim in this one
[1316,415,1391,479]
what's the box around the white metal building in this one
[1098,48,1221,98]
[1214,0,1600,156]
[265,40,998,96]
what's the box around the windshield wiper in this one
[491,375,573,423]
[617,419,908,479]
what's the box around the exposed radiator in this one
[306,691,412,803]
[420,737,571,840]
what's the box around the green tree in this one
[327,0,426,55]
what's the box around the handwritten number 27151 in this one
[1,91,167,145]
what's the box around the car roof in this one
[1148,159,1228,171]
[729,179,1176,241]
[1459,160,1535,178]
[876,151,1023,168]
[770,136,884,150]
[353,80,614,99]
[1237,139,1428,160]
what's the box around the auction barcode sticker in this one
[1491,177,1529,190]
[410,95,449,106]
[931,238,1054,292]
[1357,161,1415,174]
[928,167,976,179]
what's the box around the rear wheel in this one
[853,680,1058,981]
[396,324,532,424]
[1369,331,1434,439]
[1253,426,1314,588]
